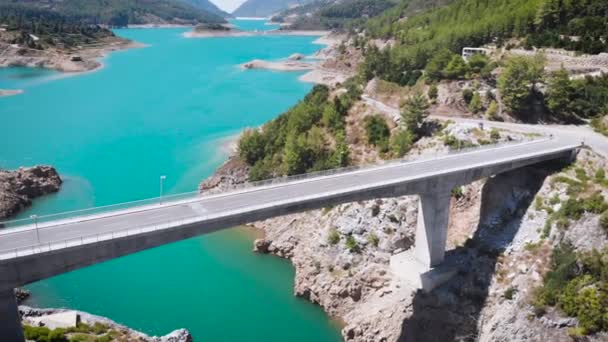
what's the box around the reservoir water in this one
[0,20,341,341]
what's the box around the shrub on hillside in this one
[364,114,391,150]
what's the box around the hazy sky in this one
[210,0,247,12]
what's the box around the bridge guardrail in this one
[0,216,201,260]
[0,136,549,237]
[222,135,547,192]
[0,191,201,229]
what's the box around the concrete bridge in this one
[0,137,580,341]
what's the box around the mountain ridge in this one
[232,0,310,18]
[0,0,227,26]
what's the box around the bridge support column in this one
[414,192,451,267]
[0,289,24,342]
[390,191,457,292]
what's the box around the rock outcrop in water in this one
[0,165,62,219]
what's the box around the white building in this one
[462,47,489,61]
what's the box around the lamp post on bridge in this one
[160,175,166,204]
[30,214,39,244]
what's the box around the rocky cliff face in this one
[476,149,608,342]
[0,165,62,219]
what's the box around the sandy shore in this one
[0,89,23,97]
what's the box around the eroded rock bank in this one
[0,165,62,219]
[20,306,193,342]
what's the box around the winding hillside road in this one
[362,95,608,158]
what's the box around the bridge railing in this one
[222,135,547,192]
[0,214,203,260]
[0,136,548,232]
[0,191,201,229]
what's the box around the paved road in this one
[0,137,578,255]
[362,95,608,158]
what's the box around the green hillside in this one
[0,0,226,27]
[275,0,397,30]
[362,0,608,85]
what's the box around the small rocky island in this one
[0,166,62,219]
[185,23,246,38]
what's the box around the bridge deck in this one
[0,138,578,260]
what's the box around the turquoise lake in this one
[0,20,340,341]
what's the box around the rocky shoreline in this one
[235,32,353,86]
[0,37,143,76]
[0,166,62,220]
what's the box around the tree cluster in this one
[361,0,607,89]
[534,243,608,336]
[0,4,116,49]
[238,82,362,181]
[0,0,225,28]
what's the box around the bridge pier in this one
[390,191,457,292]
[414,192,451,267]
[0,289,24,342]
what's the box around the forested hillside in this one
[273,0,399,30]
[0,0,226,27]
[363,0,608,85]
[0,4,118,49]
[273,0,455,31]
[232,0,309,18]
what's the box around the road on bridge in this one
[0,137,578,257]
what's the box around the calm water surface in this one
[0,20,340,341]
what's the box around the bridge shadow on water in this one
[397,160,570,342]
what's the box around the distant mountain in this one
[181,0,231,18]
[0,0,226,26]
[232,0,310,18]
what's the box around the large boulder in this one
[0,166,62,219]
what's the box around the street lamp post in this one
[30,214,39,244]
[160,175,166,204]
